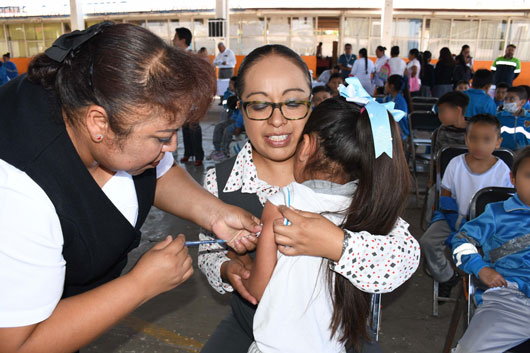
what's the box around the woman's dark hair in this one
[409,48,419,59]
[302,97,410,350]
[455,54,467,66]
[438,47,455,67]
[235,44,311,99]
[359,48,368,74]
[376,46,386,52]
[460,44,470,55]
[390,46,400,57]
[28,23,216,138]
[512,145,530,176]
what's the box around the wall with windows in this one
[0,11,528,62]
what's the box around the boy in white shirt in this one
[420,114,513,299]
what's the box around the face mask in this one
[504,102,519,114]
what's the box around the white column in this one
[215,0,230,48]
[381,0,393,50]
[69,0,84,31]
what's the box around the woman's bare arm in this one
[0,236,192,353]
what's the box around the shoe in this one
[180,156,190,163]
[212,151,226,161]
[206,151,216,160]
[438,272,461,300]
[194,160,203,166]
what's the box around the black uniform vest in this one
[0,76,156,298]
[215,156,263,339]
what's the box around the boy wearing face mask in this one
[498,86,530,150]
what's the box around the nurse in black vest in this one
[0,22,260,352]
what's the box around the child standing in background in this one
[246,95,416,353]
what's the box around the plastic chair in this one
[431,146,515,316]
[412,96,439,105]
[408,111,441,203]
[368,293,382,342]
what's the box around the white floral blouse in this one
[198,142,420,294]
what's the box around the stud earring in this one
[96,134,103,141]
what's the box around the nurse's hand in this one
[210,204,261,254]
[129,235,193,301]
[273,206,344,262]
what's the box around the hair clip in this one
[338,77,406,159]
[45,21,115,63]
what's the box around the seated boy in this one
[493,82,509,108]
[209,95,239,161]
[463,69,497,118]
[454,80,470,92]
[220,102,245,158]
[497,86,530,150]
[420,114,512,299]
[311,85,332,109]
[452,146,530,353]
[429,91,469,185]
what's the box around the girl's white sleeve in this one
[0,160,65,327]
[330,217,420,293]
[197,167,234,294]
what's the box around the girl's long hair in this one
[302,97,410,350]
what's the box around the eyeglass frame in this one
[239,97,312,121]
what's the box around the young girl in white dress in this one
[245,93,412,353]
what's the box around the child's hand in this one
[478,267,507,288]
[221,258,257,305]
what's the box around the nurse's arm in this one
[0,235,192,353]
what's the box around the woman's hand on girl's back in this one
[273,206,344,262]
[128,235,194,302]
[221,257,257,305]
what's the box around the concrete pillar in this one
[69,0,84,31]
[381,0,393,50]
[215,0,230,48]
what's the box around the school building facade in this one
[1,1,529,84]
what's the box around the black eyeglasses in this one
[240,98,312,121]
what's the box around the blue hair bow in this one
[338,77,405,159]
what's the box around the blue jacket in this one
[497,109,530,150]
[451,194,530,303]
[463,88,497,118]
[384,93,409,139]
